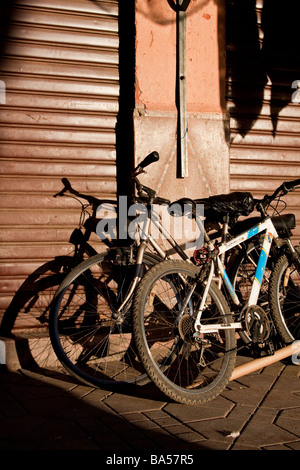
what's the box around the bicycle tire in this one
[269,246,300,343]
[132,260,237,405]
[0,257,76,370]
[49,247,159,387]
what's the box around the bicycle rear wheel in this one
[49,247,158,387]
[0,257,74,371]
[132,260,237,405]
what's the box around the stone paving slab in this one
[0,359,299,453]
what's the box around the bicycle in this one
[0,149,236,375]
[132,178,300,404]
[226,198,298,348]
[0,152,227,372]
[164,183,299,352]
[49,151,258,388]
[48,151,178,387]
[198,186,299,351]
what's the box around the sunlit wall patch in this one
[0,80,6,104]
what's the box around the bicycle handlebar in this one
[131,151,159,176]
[54,151,169,208]
[132,151,171,206]
[54,160,299,220]
[255,177,300,214]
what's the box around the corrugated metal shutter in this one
[0,0,119,319]
[226,0,300,244]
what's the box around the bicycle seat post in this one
[220,214,230,264]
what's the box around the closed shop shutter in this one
[0,0,119,321]
[226,0,300,245]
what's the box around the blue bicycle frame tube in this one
[216,218,277,307]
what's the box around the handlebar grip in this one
[284,178,300,191]
[138,151,159,169]
[153,196,171,205]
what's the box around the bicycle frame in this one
[194,216,279,333]
[115,205,195,314]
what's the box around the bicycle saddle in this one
[170,192,255,224]
[196,192,254,221]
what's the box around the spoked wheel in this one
[228,239,270,307]
[269,247,300,343]
[0,257,75,371]
[49,248,158,387]
[132,260,237,405]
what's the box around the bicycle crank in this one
[243,305,270,344]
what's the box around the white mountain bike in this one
[132,178,300,404]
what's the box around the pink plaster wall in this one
[134,0,229,200]
[135,0,225,114]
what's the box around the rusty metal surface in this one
[0,0,119,320]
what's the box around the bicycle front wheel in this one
[133,260,237,405]
[269,246,300,343]
[49,247,158,387]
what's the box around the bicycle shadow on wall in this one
[0,182,119,375]
[0,256,79,373]
[226,0,300,138]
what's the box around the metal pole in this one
[230,341,300,381]
[177,1,188,178]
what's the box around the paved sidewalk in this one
[0,355,299,453]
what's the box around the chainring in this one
[243,305,270,343]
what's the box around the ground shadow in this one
[0,367,215,451]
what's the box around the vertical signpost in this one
[176,0,188,178]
